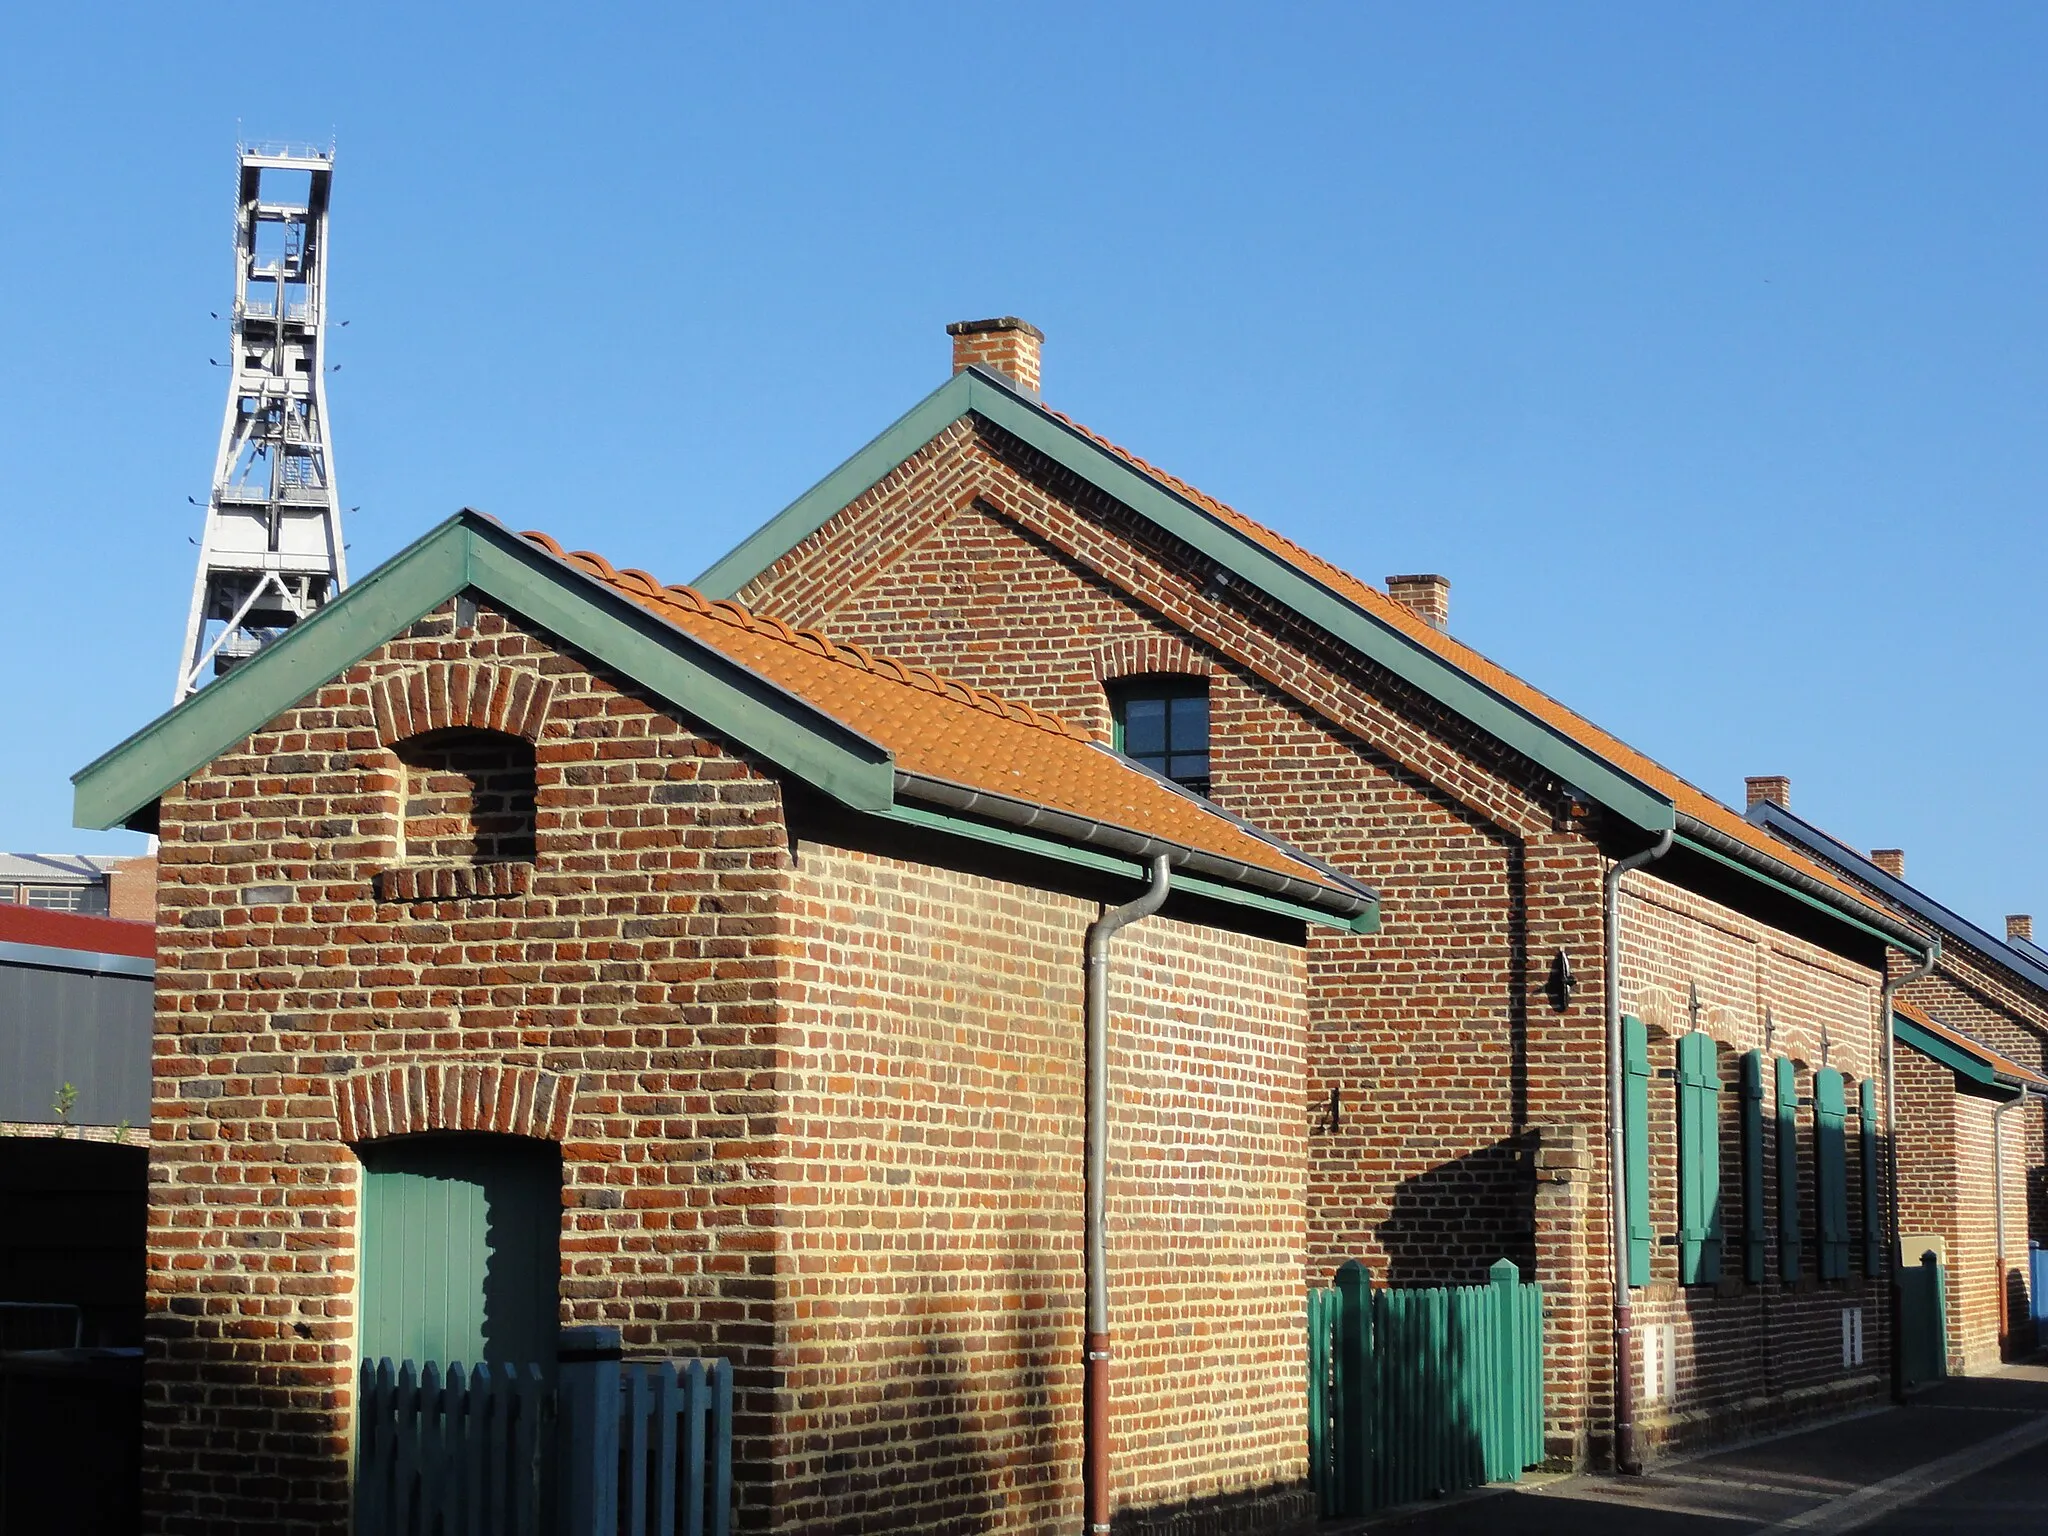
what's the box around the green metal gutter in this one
[695,368,1676,835]
[878,801,1379,933]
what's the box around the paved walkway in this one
[1326,1362,2048,1534]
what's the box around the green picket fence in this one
[355,1333,734,1536]
[1307,1257,1543,1516]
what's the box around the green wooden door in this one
[360,1136,561,1369]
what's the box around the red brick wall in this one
[776,844,1310,1531]
[1828,876,2048,1371]
[1617,874,1891,1448]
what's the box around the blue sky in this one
[3,5,2042,933]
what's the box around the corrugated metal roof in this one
[0,853,122,885]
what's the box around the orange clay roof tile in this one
[1895,998,2048,1089]
[1037,404,1894,924]
[518,531,1357,902]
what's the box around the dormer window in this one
[1110,677,1210,797]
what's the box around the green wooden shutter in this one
[1624,1016,1653,1286]
[361,1137,561,1369]
[1676,1032,1722,1285]
[1860,1076,1882,1274]
[1815,1068,1849,1281]
[1740,1050,1767,1284]
[1776,1056,1802,1283]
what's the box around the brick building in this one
[0,850,157,919]
[703,318,1936,1465]
[1749,783,2048,1374]
[72,511,1379,1534]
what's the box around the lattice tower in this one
[177,144,347,699]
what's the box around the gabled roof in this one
[1894,998,2048,1093]
[1752,800,2048,998]
[697,364,1924,954]
[74,512,1374,931]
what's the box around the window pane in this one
[1167,695,1209,753]
[1168,753,1210,784]
[1121,697,1167,757]
[24,886,85,911]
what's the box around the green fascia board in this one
[460,530,895,811]
[1892,1013,2006,1091]
[1673,833,1918,955]
[74,512,897,830]
[877,801,1377,933]
[695,370,980,599]
[74,515,471,831]
[695,369,1676,835]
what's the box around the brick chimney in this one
[1745,775,1791,812]
[2009,914,2034,944]
[1871,849,1905,878]
[1385,574,1450,631]
[948,317,1044,393]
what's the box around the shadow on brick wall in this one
[1111,1478,1314,1536]
[776,1272,1065,1534]
[1377,1138,1537,1288]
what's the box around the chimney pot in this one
[1871,849,1906,879]
[947,317,1044,394]
[1385,574,1451,631]
[1745,776,1791,812]
[2009,914,2034,944]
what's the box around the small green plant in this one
[51,1081,78,1137]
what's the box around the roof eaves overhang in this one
[894,769,1379,928]
[1675,815,1931,957]
[694,368,1677,837]
[1893,1011,2048,1095]
[1753,801,2048,993]
[879,795,1378,933]
[73,512,899,831]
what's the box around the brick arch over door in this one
[1092,632,1213,684]
[336,1062,576,1144]
[369,661,555,746]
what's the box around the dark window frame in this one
[1108,675,1211,796]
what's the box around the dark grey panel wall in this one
[0,963,151,1126]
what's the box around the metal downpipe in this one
[1606,826,1672,1476]
[1882,942,1940,1404]
[1084,854,1172,1535]
[1992,1087,2038,1351]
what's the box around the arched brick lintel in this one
[337,1061,576,1144]
[1093,633,1213,684]
[371,662,554,746]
